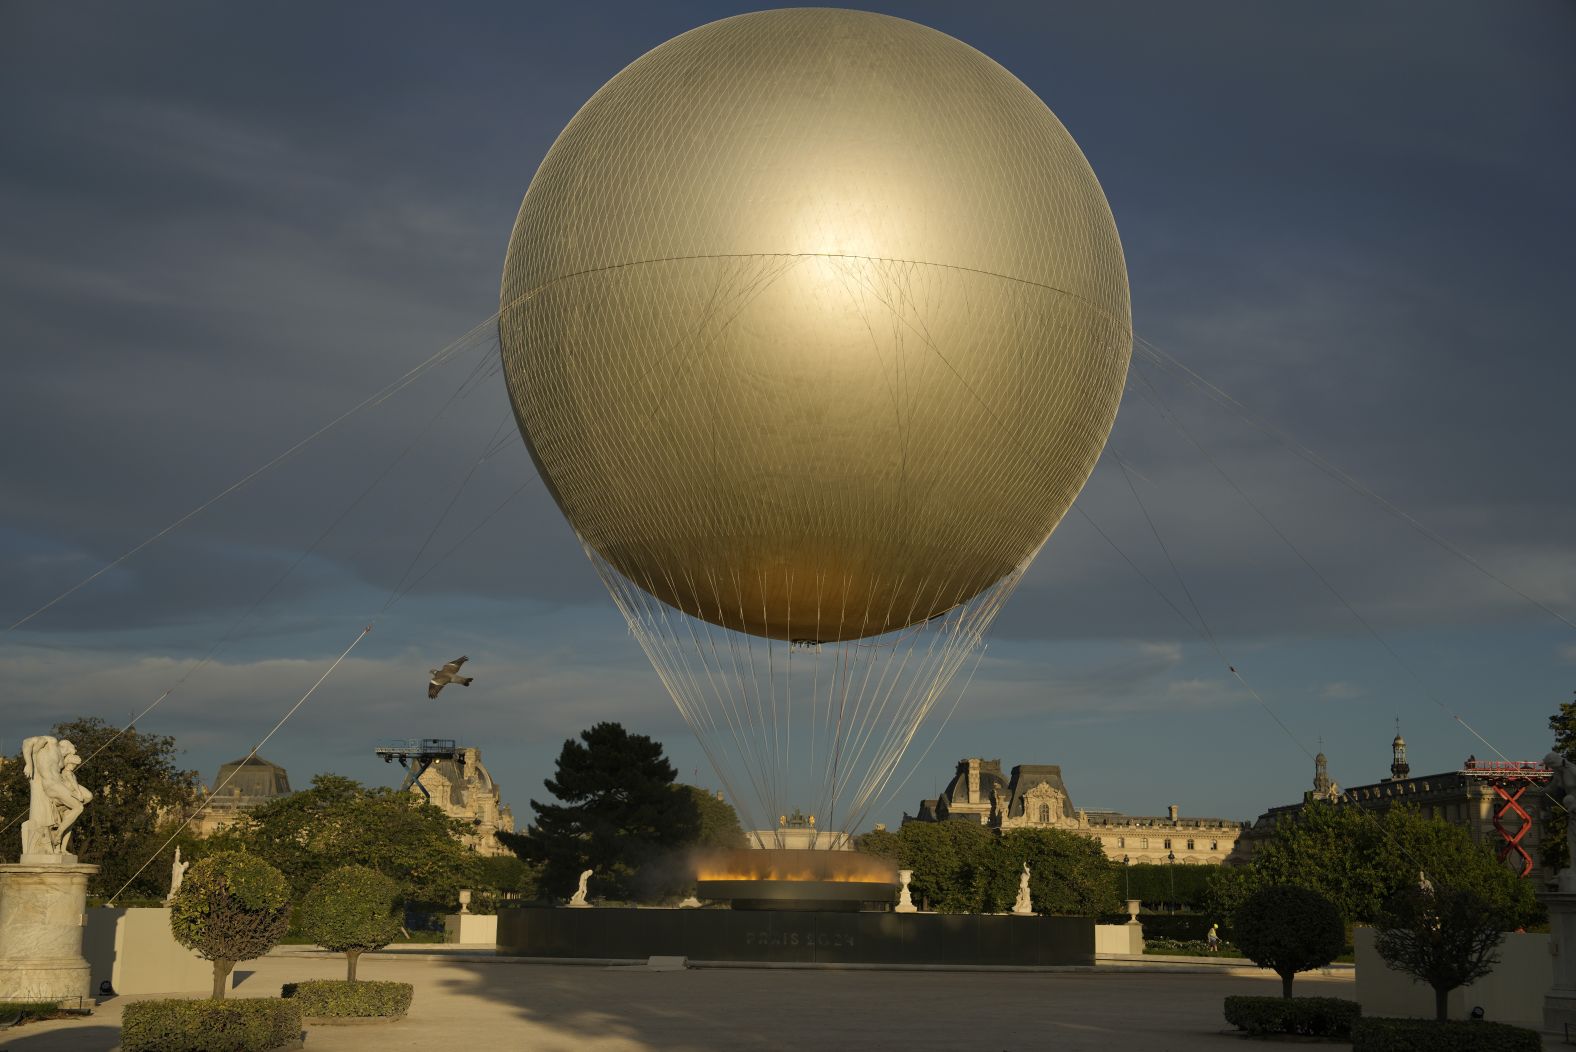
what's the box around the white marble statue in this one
[568,868,593,907]
[1546,751,1576,893]
[164,846,190,905]
[1012,862,1033,915]
[895,869,917,913]
[20,736,93,862]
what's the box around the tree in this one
[1201,865,1254,931]
[296,865,402,981]
[1247,801,1538,927]
[522,723,701,901]
[1545,690,1576,872]
[1373,883,1508,1021]
[889,820,995,913]
[0,717,201,899]
[169,852,290,999]
[235,775,477,910]
[1233,885,1344,998]
[684,785,746,849]
[986,829,1122,916]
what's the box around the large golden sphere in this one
[501,8,1131,642]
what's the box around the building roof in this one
[212,754,291,800]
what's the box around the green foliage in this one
[0,1000,65,1025]
[1146,937,1239,956]
[1373,884,1508,1020]
[1545,691,1576,872]
[685,785,746,849]
[281,980,413,1019]
[0,717,202,899]
[1351,1017,1541,1052]
[1223,995,1360,1038]
[882,821,996,912]
[521,723,701,900]
[1234,885,1344,998]
[120,997,302,1052]
[296,866,401,980]
[1200,865,1254,924]
[234,774,478,911]
[854,827,900,861]
[985,828,1121,916]
[1119,863,1215,909]
[467,854,542,912]
[1244,802,1539,927]
[169,851,291,999]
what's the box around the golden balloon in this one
[501,8,1131,642]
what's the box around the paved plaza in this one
[1,951,1369,1052]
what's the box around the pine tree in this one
[524,723,701,901]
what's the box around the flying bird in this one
[428,656,473,700]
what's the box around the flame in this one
[693,848,897,884]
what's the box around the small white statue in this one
[1012,862,1033,915]
[895,869,917,913]
[1545,752,1576,893]
[165,846,190,905]
[20,736,93,862]
[568,868,593,907]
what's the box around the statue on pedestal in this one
[1012,862,1033,915]
[1546,752,1576,893]
[20,736,93,862]
[164,846,190,905]
[568,868,593,907]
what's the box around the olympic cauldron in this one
[693,848,898,912]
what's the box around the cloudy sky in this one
[3,2,1573,835]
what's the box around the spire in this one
[1313,747,1330,795]
[1390,718,1409,781]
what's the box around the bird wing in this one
[428,678,443,699]
[442,656,468,674]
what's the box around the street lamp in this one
[1167,850,1176,912]
[1122,854,1131,901]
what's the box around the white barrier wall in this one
[444,913,498,945]
[1094,923,1143,955]
[84,907,227,996]
[1354,925,1549,1028]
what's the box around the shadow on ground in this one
[0,1023,119,1051]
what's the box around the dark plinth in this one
[497,907,1094,967]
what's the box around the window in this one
[1163,838,1171,850]
[1117,836,1125,849]
[1140,838,1149,850]
[1210,840,1218,851]
[1038,803,1051,824]
[1186,839,1195,851]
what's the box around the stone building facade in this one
[1247,732,1550,882]
[906,757,1249,865]
[190,754,292,836]
[412,746,516,857]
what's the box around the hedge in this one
[281,979,413,1019]
[1131,913,1213,941]
[1351,1017,1542,1052]
[0,1001,62,1026]
[1223,995,1360,1038]
[121,998,302,1052]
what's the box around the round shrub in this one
[282,979,413,1021]
[121,997,302,1052]
[170,851,291,999]
[1233,884,1344,998]
[295,865,402,981]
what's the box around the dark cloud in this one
[2,1,1572,827]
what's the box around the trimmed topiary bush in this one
[282,979,413,1020]
[1233,884,1345,998]
[121,998,302,1052]
[1351,1016,1541,1051]
[295,864,402,981]
[170,851,292,999]
[1223,995,1360,1038]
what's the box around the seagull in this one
[428,656,474,700]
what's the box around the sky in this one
[2,1,1574,835]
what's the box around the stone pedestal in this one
[1545,892,1576,1033]
[0,862,99,1005]
[443,913,498,945]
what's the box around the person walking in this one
[1207,922,1220,953]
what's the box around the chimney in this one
[1167,805,1179,822]
[967,758,981,802]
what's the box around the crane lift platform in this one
[375,738,465,801]
[1461,758,1551,878]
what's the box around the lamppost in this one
[1122,854,1131,901]
[1167,850,1176,912]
